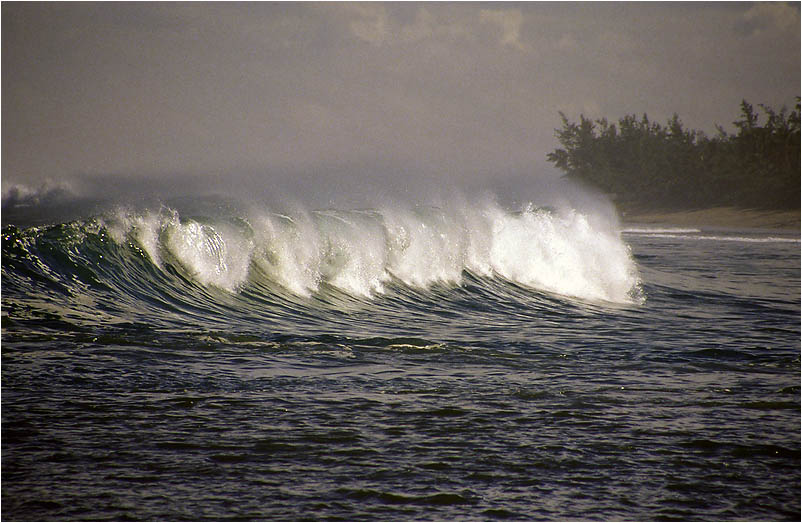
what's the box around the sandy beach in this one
[622,207,800,231]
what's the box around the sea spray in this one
[102,207,254,291]
[97,199,642,303]
[488,205,640,302]
[250,210,324,296]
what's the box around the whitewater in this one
[2,192,799,521]
[89,200,640,302]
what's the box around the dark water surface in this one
[2,203,799,521]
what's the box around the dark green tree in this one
[547,100,800,210]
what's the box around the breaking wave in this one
[2,198,643,329]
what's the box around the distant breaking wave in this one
[4,200,643,304]
[623,228,799,243]
[2,181,77,208]
[622,227,702,234]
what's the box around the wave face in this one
[3,200,641,325]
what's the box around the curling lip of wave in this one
[90,201,642,304]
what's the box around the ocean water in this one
[2,196,799,521]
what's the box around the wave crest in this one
[99,200,641,303]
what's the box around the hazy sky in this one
[2,2,800,203]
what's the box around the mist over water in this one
[2,162,606,221]
[2,174,799,520]
[1,170,637,304]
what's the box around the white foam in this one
[314,209,390,296]
[101,208,164,266]
[101,207,253,291]
[162,214,253,291]
[247,201,641,303]
[382,205,471,288]
[250,211,323,296]
[485,206,639,302]
[636,233,799,243]
[103,200,643,303]
[622,227,702,234]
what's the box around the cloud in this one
[480,8,528,51]
[347,4,390,45]
[400,7,435,42]
[739,1,800,37]
[556,33,580,52]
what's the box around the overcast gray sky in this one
[2,2,800,203]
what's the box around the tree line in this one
[546,99,800,210]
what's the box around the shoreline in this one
[621,207,800,231]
